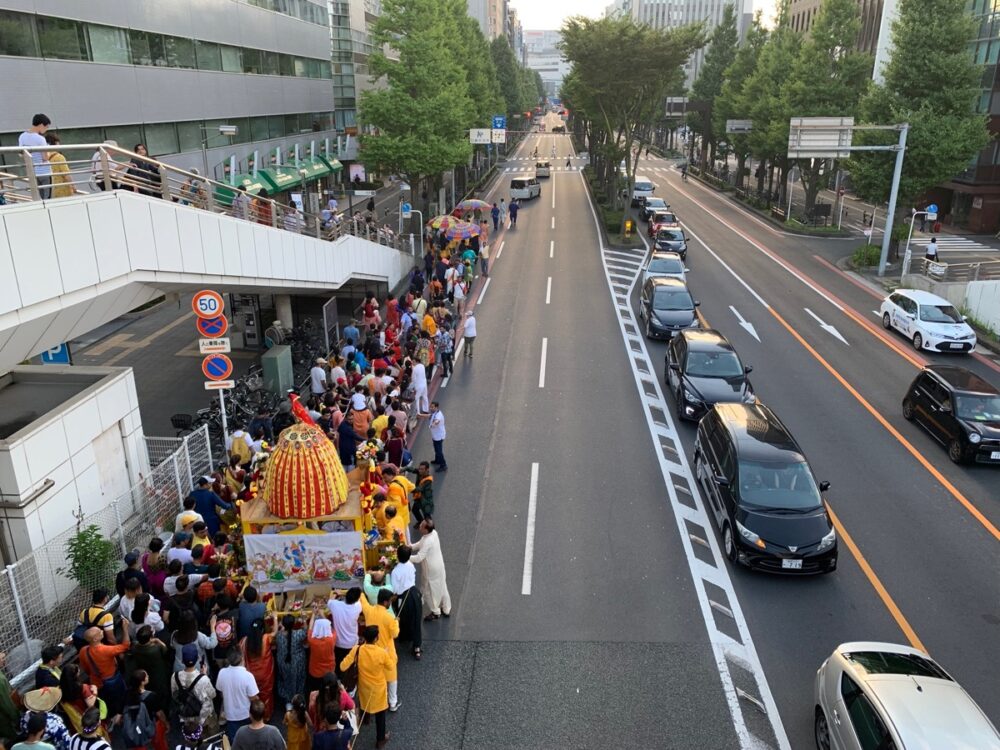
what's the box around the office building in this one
[0,0,338,186]
[467,0,508,40]
[790,0,883,55]
[523,29,569,98]
[604,0,753,86]
[508,5,525,64]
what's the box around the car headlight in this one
[817,528,837,552]
[683,388,701,403]
[736,520,766,549]
[969,432,982,444]
[964,333,977,341]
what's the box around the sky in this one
[509,0,775,31]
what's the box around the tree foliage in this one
[688,4,739,162]
[849,0,990,205]
[491,37,538,116]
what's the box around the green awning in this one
[296,157,332,181]
[213,174,267,205]
[318,156,343,172]
[257,166,301,192]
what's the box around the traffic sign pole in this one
[218,388,229,448]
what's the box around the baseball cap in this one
[124,549,140,565]
[180,512,199,527]
[350,393,367,410]
[181,643,199,667]
[316,357,327,364]
[197,475,212,485]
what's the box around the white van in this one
[511,177,541,200]
[535,161,552,178]
[631,176,656,206]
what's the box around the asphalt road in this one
[630,154,1000,748]
[385,118,748,749]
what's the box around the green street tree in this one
[359,0,473,213]
[688,3,738,166]
[783,0,873,213]
[713,13,767,189]
[742,1,801,194]
[491,37,527,116]
[560,14,702,224]
[849,0,989,209]
[454,10,504,128]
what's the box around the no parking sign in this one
[202,354,234,381]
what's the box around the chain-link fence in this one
[1,425,211,684]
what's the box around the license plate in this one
[949,343,964,349]
[992,451,1000,460]
[782,559,803,570]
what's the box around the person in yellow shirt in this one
[382,466,414,527]
[372,492,389,535]
[383,505,407,543]
[421,311,437,336]
[339,625,393,747]
[371,407,389,440]
[359,590,400,712]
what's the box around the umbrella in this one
[456,198,492,212]
[444,221,481,240]
[429,214,456,229]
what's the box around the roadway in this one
[631,153,1000,747]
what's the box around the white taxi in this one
[879,289,977,353]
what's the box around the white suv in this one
[814,642,1000,749]
[879,289,977,353]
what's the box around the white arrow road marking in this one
[729,306,760,342]
[804,308,849,345]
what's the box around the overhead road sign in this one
[192,290,224,319]
[470,128,491,144]
[197,315,229,338]
[491,129,506,144]
[788,117,854,159]
[492,115,507,130]
[202,354,234,381]
[726,120,753,134]
[199,338,231,354]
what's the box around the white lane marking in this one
[551,216,555,229]
[546,276,552,304]
[682,224,770,308]
[871,310,880,317]
[551,174,556,209]
[581,173,790,750]
[440,375,450,389]
[520,462,540,596]
[454,338,464,360]
[478,277,492,304]
[729,306,761,342]
[549,240,554,259]
[497,241,504,259]
[804,307,849,345]
[538,337,548,388]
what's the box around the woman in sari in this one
[274,614,307,709]
[141,537,168,599]
[59,664,110,741]
[241,617,277,718]
[223,456,246,498]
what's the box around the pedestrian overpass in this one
[0,190,414,373]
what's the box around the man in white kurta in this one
[410,519,451,618]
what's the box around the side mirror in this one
[962,315,969,322]
[819,480,831,492]
[940,401,952,413]
[694,301,701,307]
[684,267,691,273]
[744,365,753,374]
[714,475,730,487]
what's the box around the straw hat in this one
[23,686,62,712]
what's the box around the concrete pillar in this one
[275,294,293,328]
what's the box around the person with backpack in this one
[73,590,116,650]
[169,611,218,673]
[209,595,238,671]
[171,645,217,731]
[124,627,171,719]
[79,620,130,719]
[121,670,166,750]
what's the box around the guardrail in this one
[916,258,1000,282]
[0,144,412,252]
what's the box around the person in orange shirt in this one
[358,590,399,713]
[339,626,393,748]
[306,608,336,694]
[382,466,414,528]
[421,311,437,336]
[80,619,130,716]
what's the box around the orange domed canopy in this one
[260,423,349,518]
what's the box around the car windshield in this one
[737,460,823,510]
[647,258,684,275]
[657,230,684,242]
[955,394,1000,421]
[686,350,743,378]
[646,199,666,208]
[655,214,678,224]
[846,652,951,680]
[918,303,962,323]
[635,183,653,191]
[652,288,694,311]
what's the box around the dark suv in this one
[902,364,1000,464]
[694,403,837,574]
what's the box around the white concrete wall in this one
[0,191,415,372]
[0,366,147,555]
[964,280,1000,333]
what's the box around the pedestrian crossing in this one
[502,166,581,173]
[911,236,1000,254]
[506,156,587,161]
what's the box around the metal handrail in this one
[0,144,411,252]
[914,257,1000,282]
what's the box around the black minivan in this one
[902,364,1000,464]
[694,403,838,574]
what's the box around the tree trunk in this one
[736,154,747,189]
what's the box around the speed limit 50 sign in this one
[192,290,225,319]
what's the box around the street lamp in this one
[901,203,938,279]
[200,123,238,179]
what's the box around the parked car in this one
[641,251,688,285]
[879,289,977,353]
[902,364,1000,464]
[638,277,700,339]
[649,212,681,238]
[535,161,552,178]
[630,176,656,206]
[653,227,687,258]
[666,329,754,420]
[510,177,541,200]
[814,642,1000,749]
[640,196,670,221]
[552,125,565,133]
[693,402,838,574]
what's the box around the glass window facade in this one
[0,10,332,79]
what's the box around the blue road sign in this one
[197,315,228,338]
[40,343,71,365]
[492,115,506,130]
[926,203,939,214]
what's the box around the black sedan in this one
[640,197,670,221]
[654,227,688,259]
[665,329,754,420]
[638,277,700,339]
